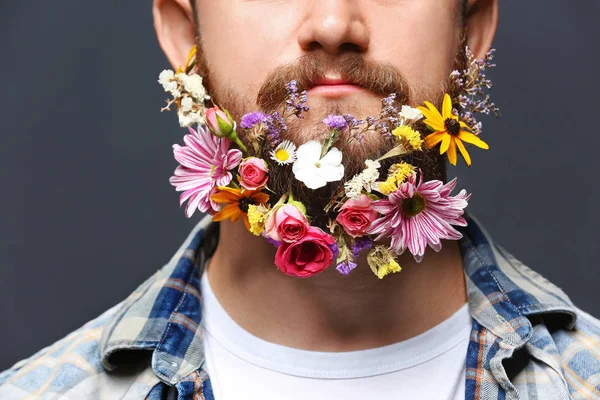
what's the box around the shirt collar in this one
[100,214,577,384]
[459,214,576,348]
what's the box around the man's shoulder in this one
[0,303,114,397]
[0,282,161,399]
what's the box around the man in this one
[1,0,599,399]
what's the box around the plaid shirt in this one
[1,215,599,399]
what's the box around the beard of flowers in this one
[187,35,470,231]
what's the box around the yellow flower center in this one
[444,118,461,136]
[275,148,289,161]
[401,193,426,217]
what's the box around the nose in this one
[297,0,370,55]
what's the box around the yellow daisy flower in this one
[417,94,489,166]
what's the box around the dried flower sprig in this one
[450,47,500,136]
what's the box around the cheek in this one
[367,1,461,99]
[197,2,301,106]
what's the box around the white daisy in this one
[270,140,297,165]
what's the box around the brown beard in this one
[194,33,467,229]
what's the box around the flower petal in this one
[320,147,343,167]
[318,164,344,183]
[455,138,472,167]
[442,94,452,120]
[295,140,322,164]
[424,131,447,148]
[439,134,451,155]
[458,131,489,150]
[447,137,457,166]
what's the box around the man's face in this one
[193,0,464,162]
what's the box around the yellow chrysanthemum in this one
[247,204,270,236]
[367,245,402,279]
[392,125,424,151]
[417,93,489,166]
[377,163,415,195]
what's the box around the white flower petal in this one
[320,147,343,167]
[318,164,344,183]
[295,140,322,164]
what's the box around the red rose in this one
[274,227,337,278]
[336,195,378,237]
[239,157,269,190]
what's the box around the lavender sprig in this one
[285,80,310,119]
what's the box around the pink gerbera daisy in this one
[169,125,242,217]
[367,171,470,261]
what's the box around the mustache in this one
[256,53,411,112]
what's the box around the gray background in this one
[1,1,598,370]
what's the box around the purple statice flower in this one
[376,93,401,134]
[351,237,373,259]
[264,111,287,147]
[240,111,268,129]
[336,260,357,276]
[450,47,500,136]
[262,232,282,248]
[323,114,348,131]
[285,80,310,119]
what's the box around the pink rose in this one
[274,227,337,278]
[239,157,269,190]
[206,106,234,137]
[264,204,309,242]
[336,195,378,237]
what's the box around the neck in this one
[206,219,468,351]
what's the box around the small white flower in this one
[364,159,381,170]
[344,159,381,199]
[270,140,297,165]
[177,110,203,128]
[292,140,344,190]
[158,69,175,89]
[344,178,364,200]
[399,105,423,124]
[179,73,209,101]
[180,97,194,112]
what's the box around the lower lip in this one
[308,84,364,98]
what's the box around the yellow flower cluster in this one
[378,162,415,195]
[367,245,402,279]
[247,204,270,236]
[392,126,423,151]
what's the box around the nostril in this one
[340,42,364,53]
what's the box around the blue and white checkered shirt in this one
[1,215,599,399]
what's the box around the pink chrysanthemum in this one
[367,172,470,261]
[170,125,242,217]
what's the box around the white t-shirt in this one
[201,273,472,400]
